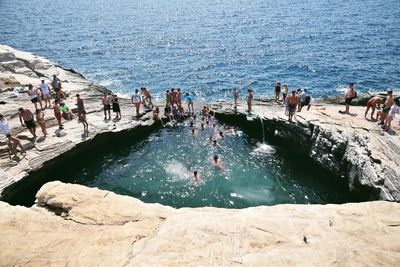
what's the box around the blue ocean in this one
[1,0,399,99]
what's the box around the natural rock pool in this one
[4,117,353,208]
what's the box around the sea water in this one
[0,0,399,99]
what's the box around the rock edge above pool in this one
[1,181,400,266]
[0,44,399,201]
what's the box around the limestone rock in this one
[0,182,399,266]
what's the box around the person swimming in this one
[212,155,224,171]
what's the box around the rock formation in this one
[212,101,400,201]
[0,181,399,266]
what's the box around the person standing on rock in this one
[112,94,121,120]
[51,75,60,91]
[35,109,47,137]
[233,88,239,109]
[364,96,383,121]
[282,84,289,102]
[298,89,311,112]
[76,94,85,118]
[339,83,357,114]
[247,89,254,113]
[141,87,154,109]
[18,108,37,138]
[275,81,281,102]
[79,111,89,137]
[0,114,26,155]
[131,89,142,117]
[186,93,194,115]
[287,91,299,122]
[382,98,400,132]
[377,90,394,125]
[40,79,52,108]
[101,93,111,120]
[53,100,63,129]
[26,84,42,110]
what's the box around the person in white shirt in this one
[26,84,42,110]
[131,89,142,117]
[383,98,400,132]
[0,114,26,155]
[40,79,52,108]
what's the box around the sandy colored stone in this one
[0,181,399,266]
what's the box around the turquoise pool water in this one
[8,117,351,208]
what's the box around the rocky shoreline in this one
[1,45,400,265]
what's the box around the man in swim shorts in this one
[101,93,111,120]
[339,83,357,114]
[287,91,299,121]
[275,81,281,102]
[364,96,384,120]
[377,90,394,125]
[18,108,37,138]
[53,100,63,129]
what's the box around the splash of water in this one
[164,160,191,181]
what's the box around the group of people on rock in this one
[0,76,90,157]
[363,89,400,132]
[233,81,311,122]
[101,93,121,120]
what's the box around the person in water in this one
[233,88,239,108]
[275,81,281,102]
[339,83,357,114]
[364,96,384,120]
[192,171,200,182]
[212,155,224,170]
[247,89,253,113]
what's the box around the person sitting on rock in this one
[0,114,26,156]
[339,83,357,114]
[60,102,74,120]
[18,107,37,138]
[153,106,164,126]
[364,96,384,121]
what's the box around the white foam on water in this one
[164,160,191,181]
[252,143,276,155]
